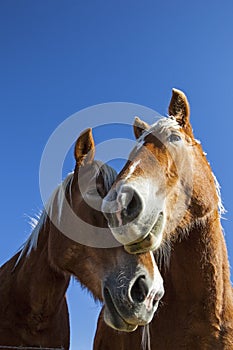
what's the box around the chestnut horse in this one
[94,89,233,349]
[0,129,164,349]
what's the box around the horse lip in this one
[124,212,164,254]
[103,287,137,332]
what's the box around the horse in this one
[0,128,164,349]
[94,89,233,349]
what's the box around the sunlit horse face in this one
[102,89,198,253]
[49,128,164,332]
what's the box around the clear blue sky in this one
[0,1,233,349]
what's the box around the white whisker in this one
[141,324,151,350]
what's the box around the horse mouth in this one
[124,212,164,254]
[103,287,138,332]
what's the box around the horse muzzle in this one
[102,183,165,253]
[102,265,164,332]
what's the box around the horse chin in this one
[103,305,138,332]
[103,288,138,332]
[124,211,165,254]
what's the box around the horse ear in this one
[168,89,193,135]
[133,116,150,139]
[74,128,95,166]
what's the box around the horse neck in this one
[164,211,232,326]
[11,216,70,318]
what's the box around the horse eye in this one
[168,134,182,143]
[86,188,98,196]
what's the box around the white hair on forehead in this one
[136,116,180,150]
[154,116,180,132]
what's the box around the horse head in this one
[102,89,220,254]
[47,128,164,331]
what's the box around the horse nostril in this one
[102,187,142,227]
[130,275,148,303]
[121,190,142,225]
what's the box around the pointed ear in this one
[74,128,95,166]
[133,116,150,139]
[168,88,193,136]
